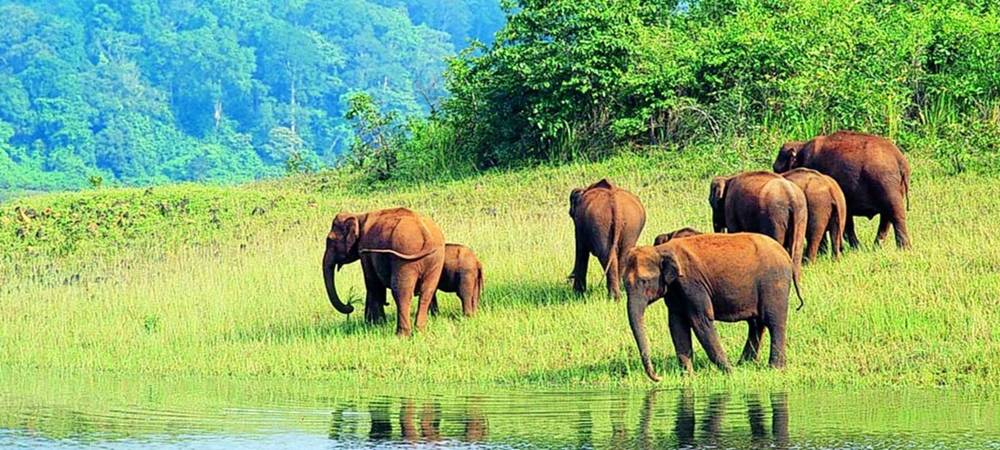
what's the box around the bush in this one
[438,0,1000,173]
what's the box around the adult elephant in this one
[569,178,647,300]
[709,171,807,284]
[781,168,847,262]
[624,233,803,381]
[322,207,445,336]
[772,130,911,249]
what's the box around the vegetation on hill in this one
[4,0,1000,197]
[0,0,502,192]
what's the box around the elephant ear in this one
[709,177,728,208]
[569,188,585,218]
[334,215,360,253]
[786,145,798,168]
[658,248,685,286]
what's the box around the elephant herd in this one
[322,130,912,382]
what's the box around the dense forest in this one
[0,0,503,193]
[2,0,1000,196]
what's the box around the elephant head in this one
[322,212,363,315]
[568,187,585,219]
[708,177,730,233]
[624,246,688,382]
[653,227,703,246]
[772,141,806,173]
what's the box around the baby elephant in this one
[653,227,703,246]
[624,233,803,381]
[429,244,484,316]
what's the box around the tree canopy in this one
[0,0,503,193]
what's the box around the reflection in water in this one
[330,396,489,445]
[668,389,789,449]
[2,374,999,449]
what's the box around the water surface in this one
[1,373,998,449]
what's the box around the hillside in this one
[0,0,503,191]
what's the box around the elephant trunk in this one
[627,296,661,382]
[323,250,354,315]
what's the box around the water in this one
[1,375,998,449]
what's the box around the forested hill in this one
[0,0,503,194]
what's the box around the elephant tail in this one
[360,246,438,260]
[902,164,911,212]
[792,266,804,311]
[475,262,484,308]
[604,197,623,278]
[788,192,806,311]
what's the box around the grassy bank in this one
[1,148,999,389]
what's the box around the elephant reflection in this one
[622,389,789,448]
[673,389,789,448]
[330,398,488,443]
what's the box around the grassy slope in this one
[1,148,998,389]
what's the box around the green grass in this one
[1,148,999,389]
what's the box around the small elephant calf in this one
[652,227,703,246]
[429,243,484,316]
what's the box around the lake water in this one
[1,374,998,449]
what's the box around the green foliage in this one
[0,0,504,194]
[343,92,405,181]
[440,0,1000,172]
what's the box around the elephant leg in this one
[605,255,621,300]
[874,212,891,247]
[844,216,860,249]
[428,293,439,316]
[740,318,765,363]
[391,279,417,337]
[818,235,829,254]
[890,201,911,250]
[668,311,694,375]
[363,269,387,324]
[458,278,476,316]
[828,221,843,260]
[414,265,443,333]
[806,217,828,263]
[572,234,590,294]
[690,316,732,373]
[764,318,787,369]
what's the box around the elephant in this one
[322,207,445,336]
[653,227,703,246]
[568,178,647,300]
[708,171,807,284]
[772,130,911,249]
[781,168,847,262]
[428,243,484,317]
[623,233,803,380]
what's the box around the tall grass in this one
[1,152,999,388]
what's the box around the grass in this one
[1,147,999,389]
